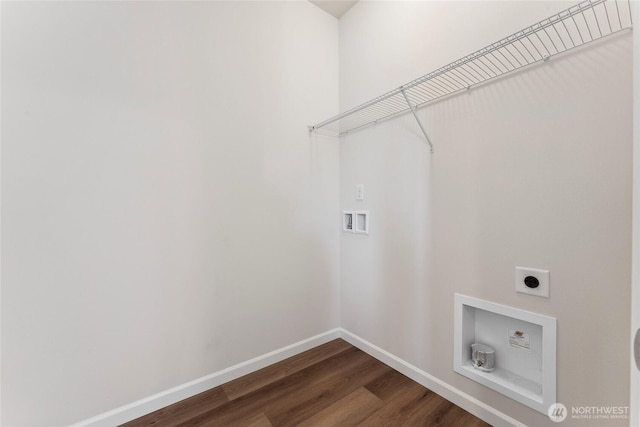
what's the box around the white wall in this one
[0,2,339,425]
[340,2,632,426]
[631,0,640,424]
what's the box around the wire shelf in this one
[309,0,633,147]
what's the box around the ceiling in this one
[309,1,358,19]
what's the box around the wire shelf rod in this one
[401,88,434,152]
[614,0,623,27]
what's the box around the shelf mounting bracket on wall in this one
[401,87,434,153]
[309,0,633,153]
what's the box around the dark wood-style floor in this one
[122,339,491,427]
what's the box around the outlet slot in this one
[355,211,369,234]
[343,212,354,233]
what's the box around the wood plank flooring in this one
[121,339,491,427]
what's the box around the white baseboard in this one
[338,328,525,427]
[70,328,341,427]
[71,327,521,427]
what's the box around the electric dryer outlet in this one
[515,267,550,298]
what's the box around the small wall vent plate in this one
[355,211,369,234]
[343,211,354,233]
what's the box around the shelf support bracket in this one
[401,88,434,153]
